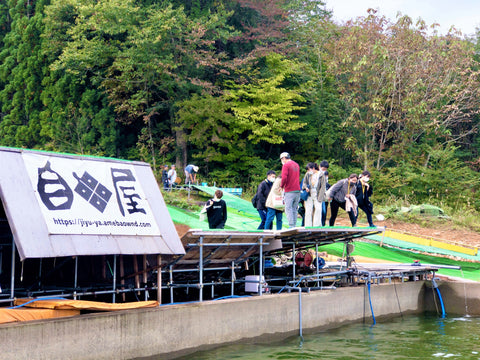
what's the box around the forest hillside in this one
[1,0,480,228]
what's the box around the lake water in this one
[176,314,480,359]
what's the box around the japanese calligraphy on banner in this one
[22,153,161,236]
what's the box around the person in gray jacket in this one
[302,162,326,227]
[327,173,358,227]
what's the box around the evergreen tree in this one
[0,0,50,148]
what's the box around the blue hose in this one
[432,279,446,318]
[367,281,376,325]
[7,296,67,309]
[435,287,446,318]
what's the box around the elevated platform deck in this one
[158,226,441,303]
[167,226,385,269]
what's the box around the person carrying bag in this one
[264,176,284,230]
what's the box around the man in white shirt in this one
[167,165,177,189]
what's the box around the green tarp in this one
[167,186,480,281]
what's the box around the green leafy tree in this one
[40,0,120,156]
[284,0,348,164]
[326,10,480,170]
[47,0,237,169]
[227,53,306,145]
[0,0,50,148]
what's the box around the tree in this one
[47,0,237,168]
[284,0,347,163]
[227,54,306,145]
[40,0,120,156]
[175,53,306,181]
[325,10,480,170]
[0,0,50,148]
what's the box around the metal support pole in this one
[292,243,296,281]
[73,256,78,300]
[169,265,174,303]
[143,255,148,301]
[157,255,162,304]
[315,243,319,287]
[112,255,117,303]
[258,237,263,296]
[199,236,204,302]
[231,261,235,296]
[346,241,353,269]
[298,288,303,338]
[38,258,42,290]
[10,237,15,302]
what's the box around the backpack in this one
[251,193,258,209]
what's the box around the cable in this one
[393,281,404,319]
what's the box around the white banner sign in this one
[22,153,160,236]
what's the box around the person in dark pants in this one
[321,170,330,226]
[205,190,227,229]
[255,170,276,229]
[161,165,169,190]
[327,174,358,227]
[264,176,284,230]
[355,170,375,227]
[319,160,330,226]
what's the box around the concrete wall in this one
[0,281,426,360]
[424,280,480,316]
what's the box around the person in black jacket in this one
[355,170,375,227]
[327,174,358,227]
[161,165,169,189]
[255,170,276,229]
[206,190,227,229]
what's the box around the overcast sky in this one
[324,0,480,36]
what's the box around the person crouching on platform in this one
[327,174,358,227]
[205,190,227,229]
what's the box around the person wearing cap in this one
[184,164,199,185]
[279,152,301,228]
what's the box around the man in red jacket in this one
[280,152,300,228]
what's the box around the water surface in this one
[177,315,480,359]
